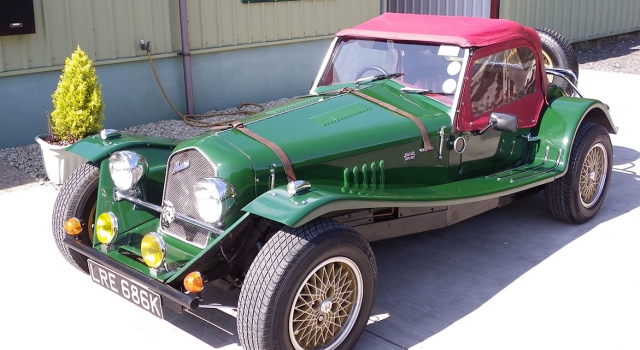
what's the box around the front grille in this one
[162,148,216,248]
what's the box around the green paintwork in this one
[218,82,451,187]
[536,97,616,175]
[242,96,616,227]
[83,81,613,283]
[68,133,181,162]
[83,79,458,282]
[82,62,615,287]
[168,131,257,228]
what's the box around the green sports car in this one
[53,13,616,350]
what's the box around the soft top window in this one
[469,47,537,116]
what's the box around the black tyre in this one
[545,123,612,224]
[536,28,579,94]
[52,162,100,273]
[237,219,377,350]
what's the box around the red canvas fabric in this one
[337,12,539,48]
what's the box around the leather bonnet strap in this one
[226,122,297,182]
[344,88,434,152]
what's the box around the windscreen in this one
[317,38,466,105]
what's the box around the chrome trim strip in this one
[508,149,563,183]
[310,37,340,93]
[437,126,445,160]
[546,68,584,98]
[114,190,224,235]
[450,48,470,120]
[489,146,550,179]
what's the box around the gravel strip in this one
[0,97,295,183]
[2,36,638,184]
[576,37,640,75]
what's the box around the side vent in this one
[342,160,386,194]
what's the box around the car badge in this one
[160,201,176,228]
[171,160,190,175]
[404,151,416,161]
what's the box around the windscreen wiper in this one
[355,72,404,85]
[400,87,454,95]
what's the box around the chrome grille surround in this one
[161,148,218,248]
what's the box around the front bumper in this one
[64,235,199,311]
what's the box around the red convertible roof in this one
[337,13,538,48]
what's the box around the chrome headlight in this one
[108,151,148,191]
[194,178,237,223]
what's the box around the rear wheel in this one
[52,162,100,273]
[536,28,579,94]
[545,123,612,223]
[237,219,377,350]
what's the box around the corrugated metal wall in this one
[183,0,379,50]
[386,0,492,18]
[0,0,380,74]
[500,0,640,43]
[386,0,640,43]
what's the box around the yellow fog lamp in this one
[95,212,118,245]
[64,217,82,235]
[141,232,166,269]
[183,271,204,293]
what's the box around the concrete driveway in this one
[1,69,639,350]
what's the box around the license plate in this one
[88,260,163,319]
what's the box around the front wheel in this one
[237,219,377,350]
[545,123,612,223]
[52,162,100,273]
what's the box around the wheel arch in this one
[243,186,361,228]
[582,104,617,134]
[67,133,180,164]
[538,97,616,177]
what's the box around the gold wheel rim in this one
[579,143,607,208]
[87,202,96,244]
[542,50,555,84]
[289,257,363,350]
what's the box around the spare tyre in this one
[535,28,579,94]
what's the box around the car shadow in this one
[358,145,640,348]
[160,145,639,350]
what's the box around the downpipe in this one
[179,0,195,115]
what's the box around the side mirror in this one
[477,112,518,135]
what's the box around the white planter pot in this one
[35,135,88,185]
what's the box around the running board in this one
[485,146,563,183]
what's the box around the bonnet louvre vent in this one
[309,103,371,126]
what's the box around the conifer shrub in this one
[49,46,104,144]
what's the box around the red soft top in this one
[337,12,539,48]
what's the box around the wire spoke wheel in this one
[579,143,607,208]
[541,49,556,84]
[237,219,376,350]
[289,257,363,350]
[545,123,612,224]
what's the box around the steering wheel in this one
[354,65,388,80]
